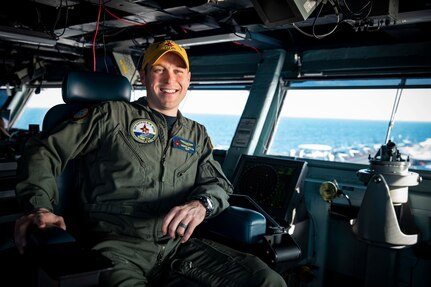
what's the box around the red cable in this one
[104,7,147,26]
[93,1,147,71]
[232,41,260,54]
[93,0,103,72]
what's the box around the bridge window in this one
[13,88,63,130]
[132,88,249,149]
[183,89,250,149]
[13,87,249,152]
[267,79,431,171]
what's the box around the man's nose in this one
[163,70,175,82]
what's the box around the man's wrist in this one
[27,208,51,215]
[192,195,214,218]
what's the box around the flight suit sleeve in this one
[15,105,109,213]
[188,131,233,218]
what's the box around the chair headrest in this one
[62,71,131,103]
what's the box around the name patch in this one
[172,136,195,154]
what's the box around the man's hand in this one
[14,208,66,254]
[162,200,206,243]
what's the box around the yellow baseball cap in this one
[142,40,189,70]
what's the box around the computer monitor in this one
[231,155,308,226]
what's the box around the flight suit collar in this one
[134,97,190,129]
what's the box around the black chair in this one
[30,71,132,286]
[42,70,132,234]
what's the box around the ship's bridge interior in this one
[0,1,431,287]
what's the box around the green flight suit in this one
[15,97,286,286]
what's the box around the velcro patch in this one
[130,119,158,144]
[72,108,90,123]
[172,135,195,154]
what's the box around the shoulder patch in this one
[72,108,91,123]
[130,119,158,143]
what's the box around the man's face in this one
[141,53,191,116]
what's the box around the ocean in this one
[186,114,431,150]
[15,109,431,166]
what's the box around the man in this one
[14,40,286,286]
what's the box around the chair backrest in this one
[43,71,131,132]
[42,71,131,234]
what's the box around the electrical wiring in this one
[52,0,70,38]
[339,0,373,21]
[291,0,376,39]
[292,0,340,39]
[104,7,147,26]
[92,0,103,72]
[232,41,261,55]
[336,0,379,32]
[231,30,263,61]
[102,7,108,73]
[92,0,149,72]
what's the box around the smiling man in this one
[141,41,191,116]
[14,40,286,286]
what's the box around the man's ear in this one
[139,69,146,83]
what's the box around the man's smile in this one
[161,88,178,94]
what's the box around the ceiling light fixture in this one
[175,33,247,47]
[0,25,57,47]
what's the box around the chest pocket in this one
[173,151,200,191]
[117,129,147,166]
[88,126,152,193]
[115,129,160,183]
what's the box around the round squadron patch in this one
[130,119,158,143]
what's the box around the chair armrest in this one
[202,206,266,245]
[25,227,113,285]
[26,226,76,248]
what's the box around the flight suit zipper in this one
[156,244,166,266]
[155,112,173,238]
[159,114,180,182]
[153,110,182,238]
[160,122,170,183]
[161,149,169,182]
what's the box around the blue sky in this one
[26,87,431,122]
[282,89,430,122]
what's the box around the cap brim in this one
[147,50,189,70]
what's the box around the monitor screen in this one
[231,155,308,226]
